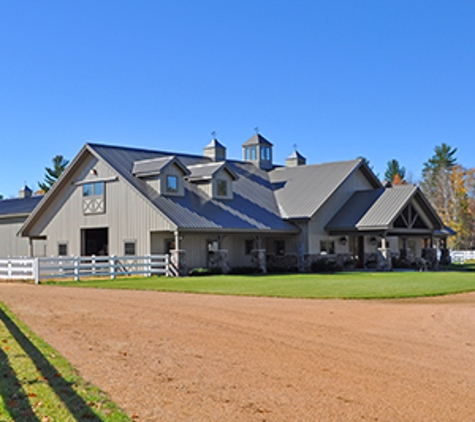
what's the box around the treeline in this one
[384,143,474,250]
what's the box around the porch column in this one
[170,230,187,276]
[377,236,392,271]
[253,235,267,274]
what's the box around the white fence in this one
[0,254,170,283]
[450,250,475,264]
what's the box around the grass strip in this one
[46,269,475,299]
[0,301,130,422]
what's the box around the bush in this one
[188,267,223,276]
[311,258,341,273]
[228,266,262,275]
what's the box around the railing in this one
[0,254,170,283]
[450,250,475,264]
[0,258,36,280]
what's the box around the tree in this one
[420,143,474,249]
[384,159,406,185]
[38,155,69,193]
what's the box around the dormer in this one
[187,162,238,200]
[242,133,273,170]
[203,138,226,162]
[132,156,190,197]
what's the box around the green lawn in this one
[0,302,130,422]
[47,268,475,299]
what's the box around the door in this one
[81,228,109,256]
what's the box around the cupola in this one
[242,133,273,170]
[19,185,33,199]
[203,138,226,162]
[285,149,306,167]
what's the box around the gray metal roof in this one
[326,185,444,232]
[204,138,226,149]
[0,196,43,217]
[187,162,238,182]
[268,159,378,219]
[132,156,190,177]
[242,133,273,147]
[89,144,296,232]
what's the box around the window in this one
[261,146,271,161]
[58,243,68,256]
[82,182,105,215]
[124,241,136,256]
[245,239,254,255]
[82,182,104,197]
[166,175,178,193]
[217,179,227,196]
[320,240,335,254]
[245,146,257,160]
[274,240,285,256]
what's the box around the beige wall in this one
[0,217,46,257]
[308,168,375,254]
[25,151,175,257]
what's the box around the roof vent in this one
[203,138,226,162]
[19,185,33,199]
[286,149,306,167]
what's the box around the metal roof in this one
[268,160,376,219]
[132,156,190,177]
[326,185,444,232]
[242,133,273,147]
[187,162,238,181]
[89,144,296,232]
[0,196,43,217]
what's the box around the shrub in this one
[188,267,223,276]
[311,258,341,273]
[228,266,261,275]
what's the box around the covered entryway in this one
[81,228,108,256]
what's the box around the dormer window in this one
[217,179,228,196]
[166,175,178,193]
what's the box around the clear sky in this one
[1,1,475,198]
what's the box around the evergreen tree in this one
[38,155,69,193]
[384,159,406,184]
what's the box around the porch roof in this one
[326,185,444,234]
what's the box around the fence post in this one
[34,257,40,284]
[74,257,80,281]
[146,255,151,277]
[110,255,116,279]
[7,259,12,279]
[165,254,170,277]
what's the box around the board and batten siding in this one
[27,151,175,257]
[308,168,375,254]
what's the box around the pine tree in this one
[38,155,69,193]
[384,159,406,185]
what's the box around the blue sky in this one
[1,1,475,197]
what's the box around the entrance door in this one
[81,228,109,256]
[350,236,365,268]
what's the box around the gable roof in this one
[132,156,190,177]
[0,196,43,218]
[268,159,381,219]
[242,133,273,147]
[186,162,238,182]
[326,185,444,233]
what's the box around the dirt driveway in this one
[0,283,474,421]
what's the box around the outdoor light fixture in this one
[340,236,347,246]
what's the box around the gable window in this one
[217,179,227,196]
[166,175,178,193]
[124,240,136,256]
[320,240,335,255]
[82,182,105,215]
